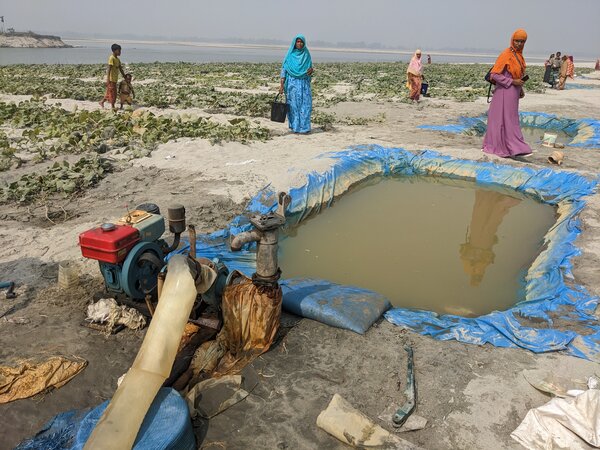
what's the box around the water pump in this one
[79,203,187,299]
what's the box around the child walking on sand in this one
[100,43,126,110]
[118,73,135,109]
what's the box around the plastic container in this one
[542,133,558,147]
[58,261,79,289]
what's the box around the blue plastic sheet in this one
[564,83,599,90]
[16,388,195,450]
[172,146,600,359]
[419,111,600,148]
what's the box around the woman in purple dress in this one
[483,29,531,158]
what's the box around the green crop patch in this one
[0,98,270,203]
[2,63,585,111]
[1,156,112,203]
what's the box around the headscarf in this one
[282,34,312,79]
[490,29,527,79]
[407,49,423,76]
[567,56,574,77]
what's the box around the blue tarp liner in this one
[418,111,600,148]
[16,388,195,450]
[564,83,599,90]
[172,146,600,360]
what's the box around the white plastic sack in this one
[317,394,421,449]
[511,389,600,449]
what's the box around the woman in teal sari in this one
[279,34,313,133]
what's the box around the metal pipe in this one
[392,346,416,427]
[188,225,196,259]
[230,230,262,251]
[144,294,155,317]
[165,232,181,254]
[0,281,16,299]
[229,191,290,286]
[255,237,279,278]
[157,272,166,300]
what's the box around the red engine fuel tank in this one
[79,223,140,264]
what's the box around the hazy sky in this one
[3,0,599,56]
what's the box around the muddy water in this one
[279,177,556,317]
[520,127,571,147]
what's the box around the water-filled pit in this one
[469,124,572,147]
[520,127,571,147]
[419,111,600,149]
[279,176,556,317]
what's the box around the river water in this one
[0,39,549,66]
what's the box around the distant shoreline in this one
[65,37,569,63]
[1,32,71,48]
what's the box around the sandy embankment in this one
[0,34,70,48]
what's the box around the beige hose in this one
[84,255,197,449]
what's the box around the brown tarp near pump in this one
[189,270,282,379]
[0,357,87,404]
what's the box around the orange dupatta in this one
[490,29,527,79]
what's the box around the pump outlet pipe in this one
[230,192,290,286]
[84,254,197,450]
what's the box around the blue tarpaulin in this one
[16,388,195,450]
[564,83,600,90]
[172,146,600,360]
[419,112,600,148]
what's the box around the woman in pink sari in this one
[406,49,423,102]
[482,29,531,158]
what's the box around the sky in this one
[3,0,599,56]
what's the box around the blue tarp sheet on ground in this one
[16,388,195,450]
[564,83,600,90]
[172,146,600,359]
[419,112,600,148]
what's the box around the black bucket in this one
[270,94,288,123]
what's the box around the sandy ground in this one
[1,74,600,449]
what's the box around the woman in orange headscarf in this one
[482,29,532,158]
